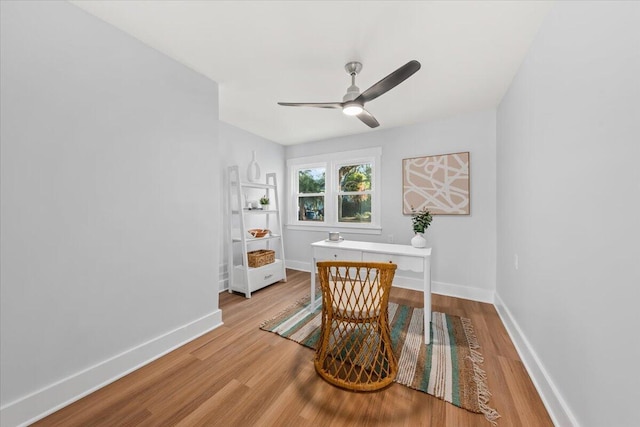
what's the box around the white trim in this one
[285,147,383,168]
[219,264,228,292]
[431,280,494,303]
[382,277,494,303]
[285,259,309,272]
[285,262,493,303]
[494,293,578,427]
[285,224,382,235]
[0,311,223,427]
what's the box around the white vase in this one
[261,204,269,211]
[411,233,426,248]
[247,150,261,183]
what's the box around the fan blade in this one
[355,60,421,104]
[357,109,380,128]
[277,102,343,109]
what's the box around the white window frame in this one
[293,161,327,223]
[286,147,382,235]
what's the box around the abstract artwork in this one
[402,152,470,215]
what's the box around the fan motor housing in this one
[343,86,360,102]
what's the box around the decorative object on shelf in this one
[260,195,270,210]
[410,207,432,248]
[248,228,270,238]
[247,150,261,183]
[402,151,470,215]
[247,249,275,268]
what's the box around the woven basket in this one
[247,249,275,268]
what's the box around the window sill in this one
[286,224,382,235]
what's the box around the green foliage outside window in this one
[338,164,371,223]
[298,169,325,193]
[298,168,325,221]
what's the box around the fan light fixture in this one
[278,60,421,129]
[342,103,363,116]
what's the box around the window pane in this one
[298,168,325,194]
[298,196,324,221]
[339,164,371,192]
[338,195,371,223]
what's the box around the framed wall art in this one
[402,151,470,215]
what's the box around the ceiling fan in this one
[278,60,421,128]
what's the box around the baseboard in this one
[392,277,494,303]
[0,310,223,427]
[219,265,228,293]
[284,262,494,304]
[494,293,578,427]
[284,259,308,272]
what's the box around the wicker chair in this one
[314,261,398,391]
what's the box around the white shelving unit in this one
[227,165,286,297]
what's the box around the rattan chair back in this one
[314,261,398,391]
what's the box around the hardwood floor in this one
[35,270,553,426]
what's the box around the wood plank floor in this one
[35,270,553,426]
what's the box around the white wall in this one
[219,122,286,291]
[496,2,640,426]
[285,111,496,301]
[0,2,221,426]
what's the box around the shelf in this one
[227,166,286,298]
[232,234,281,243]
[236,258,284,272]
[232,209,278,215]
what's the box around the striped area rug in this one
[260,297,500,426]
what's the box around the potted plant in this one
[260,195,270,210]
[410,208,432,248]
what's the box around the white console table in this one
[311,240,432,344]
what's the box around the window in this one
[338,163,372,223]
[287,148,381,233]
[297,167,325,222]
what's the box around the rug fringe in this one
[461,317,501,426]
[258,294,312,329]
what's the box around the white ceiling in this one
[70,1,553,145]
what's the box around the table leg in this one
[424,257,432,345]
[310,256,316,312]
